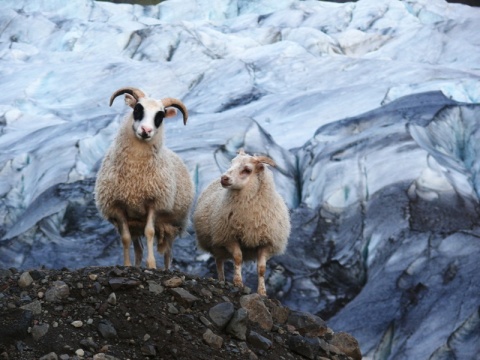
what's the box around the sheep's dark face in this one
[221,153,273,190]
[130,98,177,142]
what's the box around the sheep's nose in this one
[141,125,153,134]
[221,175,231,187]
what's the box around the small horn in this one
[254,156,276,167]
[161,98,188,125]
[109,87,146,107]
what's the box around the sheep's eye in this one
[133,104,144,121]
[241,167,252,175]
[154,111,165,127]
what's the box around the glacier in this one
[1,0,480,359]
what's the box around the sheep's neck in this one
[117,123,164,158]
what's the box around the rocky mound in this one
[0,266,361,360]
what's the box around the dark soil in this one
[0,266,361,360]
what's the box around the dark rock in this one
[287,335,319,360]
[208,302,235,329]
[80,338,99,352]
[29,270,44,281]
[247,331,272,350]
[108,278,141,290]
[226,308,248,340]
[240,294,273,331]
[169,288,200,307]
[98,319,117,339]
[287,310,328,337]
[141,344,156,357]
[331,332,362,360]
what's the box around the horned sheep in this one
[95,87,194,270]
[193,150,291,296]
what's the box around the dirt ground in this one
[0,266,361,360]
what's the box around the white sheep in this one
[193,150,290,296]
[95,87,194,270]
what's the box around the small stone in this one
[199,316,212,327]
[200,288,212,297]
[39,352,58,360]
[38,291,45,299]
[107,292,116,305]
[147,281,164,295]
[75,348,85,357]
[87,318,93,325]
[141,344,156,357]
[89,274,98,281]
[202,329,223,349]
[208,302,235,329]
[143,334,151,341]
[45,281,70,303]
[20,300,42,315]
[52,322,59,328]
[18,272,34,288]
[93,354,119,360]
[71,320,83,328]
[31,323,50,341]
[168,303,179,314]
[163,276,183,288]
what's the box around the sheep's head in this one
[220,150,275,190]
[110,87,188,142]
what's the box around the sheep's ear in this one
[125,94,137,108]
[165,107,177,118]
[237,148,246,155]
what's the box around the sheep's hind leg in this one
[145,207,157,269]
[216,258,225,282]
[257,247,268,296]
[133,237,143,267]
[226,242,243,288]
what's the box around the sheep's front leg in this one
[133,237,143,267]
[216,258,225,282]
[257,247,268,296]
[227,242,243,288]
[145,207,157,269]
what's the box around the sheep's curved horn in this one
[161,98,188,125]
[109,87,146,106]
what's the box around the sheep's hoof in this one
[146,260,157,269]
[233,279,244,288]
